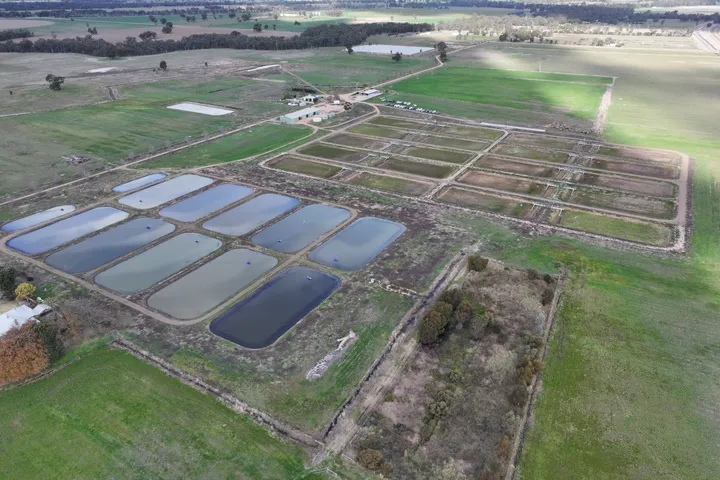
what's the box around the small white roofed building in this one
[301,94,320,103]
[279,106,321,124]
[0,303,51,337]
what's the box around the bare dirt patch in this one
[589,157,680,180]
[458,170,550,196]
[569,188,676,220]
[476,156,559,178]
[580,173,676,197]
[437,187,530,218]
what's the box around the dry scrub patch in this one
[351,260,557,479]
[476,156,560,178]
[437,187,531,218]
[589,157,680,180]
[458,170,551,196]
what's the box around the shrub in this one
[427,399,449,418]
[432,301,454,320]
[452,299,474,326]
[14,282,36,302]
[468,255,489,272]
[419,310,447,345]
[0,322,49,384]
[438,288,462,308]
[509,384,529,407]
[497,434,513,460]
[33,321,63,363]
[380,461,394,476]
[357,449,383,471]
[541,287,555,306]
[0,266,18,299]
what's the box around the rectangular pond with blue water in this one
[112,173,167,193]
[118,174,214,210]
[2,205,76,232]
[202,193,300,237]
[159,184,254,223]
[6,207,129,255]
[251,204,351,253]
[309,217,406,270]
[209,266,340,349]
[45,218,176,273]
[95,233,221,294]
[148,248,278,320]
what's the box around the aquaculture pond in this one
[159,184,254,222]
[6,207,129,255]
[118,174,214,210]
[202,193,300,237]
[209,266,340,349]
[95,233,221,294]
[112,173,166,193]
[1,205,75,232]
[308,217,406,270]
[251,204,351,253]
[147,249,277,320]
[45,218,175,273]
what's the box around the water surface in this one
[95,233,221,294]
[7,207,129,255]
[309,217,406,270]
[148,249,277,320]
[203,193,300,236]
[160,184,253,222]
[112,173,167,193]
[119,174,214,209]
[209,266,340,349]
[2,205,76,232]
[252,204,350,253]
[45,218,175,273]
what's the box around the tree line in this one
[0,28,33,41]
[0,22,433,57]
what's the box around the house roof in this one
[0,304,51,337]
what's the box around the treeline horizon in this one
[0,21,432,57]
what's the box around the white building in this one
[279,106,321,123]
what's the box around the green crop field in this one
[0,77,293,197]
[139,124,311,169]
[0,347,324,479]
[347,171,432,196]
[558,210,673,246]
[389,67,610,120]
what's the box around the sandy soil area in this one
[0,19,54,28]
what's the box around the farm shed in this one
[279,107,321,124]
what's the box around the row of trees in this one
[0,22,432,57]
[0,29,33,41]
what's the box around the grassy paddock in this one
[558,210,673,246]
[376,157,456,178]
[0,348,323,479]
[389,67,610,120]
[347,171,433,196]
[139,124,311,169]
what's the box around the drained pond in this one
[118,174,214,210]
[209,266,340,349]
[95,233,221,294]
[309,217,406,270]
[160,184,254,222]
[6,207,129,255]
[148,248,277,320]
[202,193,300,236]
[251,204,350,253]
[2,205,75,232]
[45,218,175,273]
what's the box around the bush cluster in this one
[468,255,489,272]
[357,449,393,476]
[0,266,18,299]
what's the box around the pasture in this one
[0,347,324,479]
[388,67,611,120]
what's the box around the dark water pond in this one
[45,218,175,273]
[118,174,214,210]
[209,266,340,349]
[202,193,300,237]
[2,205,76,232]
[308,217,406,270]
[94,233,221,294]
[7,207,129,255]
[159,184,254,222]
[251,204,350,253]
[148,249,277,320]
[112,173,167,193]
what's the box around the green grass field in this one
[558,210,673,246]
[449,41,720,479]
[139,124,311,169]
[389,67,610,120]
[347,171,432,196]
[0,77,289,197]
[0,347,325,479]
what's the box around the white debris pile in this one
[64,155,90,165]
[306,331,358,380]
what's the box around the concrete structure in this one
[279,106,321,124]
